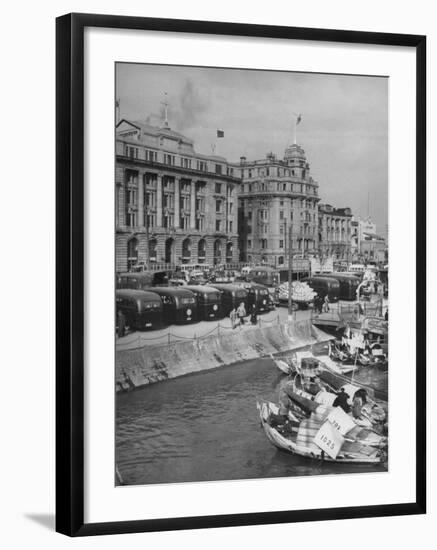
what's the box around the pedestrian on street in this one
[117,309,126,338]
[237,302,247,326]
[323,294,330,313]
[229,307,237,329]
[250,303,258,325]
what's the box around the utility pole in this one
[288,223,294,322]
[144,177,150,270]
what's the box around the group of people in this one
[313,294,331,314]
[229,302,258,329]
[333,387,366,419]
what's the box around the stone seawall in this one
[116,320,332,392]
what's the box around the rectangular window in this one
[247,239,252,248]
[279,211,284,220]
[229,202,233,214]
[215,182,222,194]
[279,240,284,249]
[215,164,222,175]
[216,200,222,213]
[216,219,222,231]
[248,211,252,220]
[229,221,233,232]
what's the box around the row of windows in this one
[124,146,232,176]
[125,173,233,197]
[124,212,232,233]
[243,181,316,194]
[243,165,307,178]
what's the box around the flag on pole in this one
[217,129,224,138]
[296,114,302,125]
[115,99,120,108]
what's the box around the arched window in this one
[127,237,138,271]
[182,238,191,264]
[165,238,175,264]
[198,239,206,263]
[226,241,233,263]
[213,239,222,265]
[148,238,157,263]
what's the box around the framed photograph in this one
[56,13,426,536]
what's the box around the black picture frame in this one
[56,12,426,537]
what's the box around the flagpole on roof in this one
[293,113,302,145]
[116,98,121,124]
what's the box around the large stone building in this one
[350,216,387,263]
[115,119,240,272]
[236,144,320,267]
[318,204,353,260]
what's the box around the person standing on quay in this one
[229,307,237,329]
[237,302,247,327]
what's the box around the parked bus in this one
[246,266,280,287]
[233,282,273,313]
[146,287,198,324]
[184,285,223,321]
[116,271,169,289]
[116,289,163,331]
[302,276,340,302]
[208,283,249,316]
[317,273,361,301]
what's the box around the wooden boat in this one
[316,353,358,375]
[271,351,320,376]
[272,355,295,375]
[316,360,388,402]
[257,400,387,464]
[287,375,387,431]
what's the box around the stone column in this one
[174,177,180,228]
[156,174,163,227]
[137,172,144,227]
[190,180,196,229]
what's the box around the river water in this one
[116,357,387,486]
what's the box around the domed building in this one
[236,143,320,268]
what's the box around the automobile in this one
[233,282,273,313]
[116,271,169,289]
[116,289,163,331]
[302,276,340,302]
[208,283,249,316]
[145,287,198,324]
[316,272,361,301]
[184,285,224,320]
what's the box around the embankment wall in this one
[116,320,331,392]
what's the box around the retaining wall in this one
[116,320,332,392]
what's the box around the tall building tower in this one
[236,143,320,267]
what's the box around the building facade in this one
[350,216,386,262]
[115,119,240,272]
[318,204,353,260]
[236,144,320,267]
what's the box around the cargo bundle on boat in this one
[257,400,387,464]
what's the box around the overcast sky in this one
[116,63,388,235]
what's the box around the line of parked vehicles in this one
[116,270,275,332]
[116,263,387,332]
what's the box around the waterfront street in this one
[116,294,386,351]
[116,305,311,350]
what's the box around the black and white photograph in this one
[114,63,389,486]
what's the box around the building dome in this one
[284,143,307,162]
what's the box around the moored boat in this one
[257,400,387,464]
